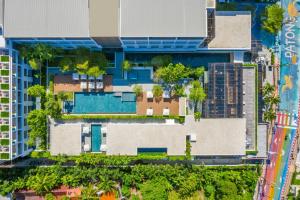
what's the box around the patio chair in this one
[163,90,170,99]
[88,81,95,90]
[101,126,107,134]
[81,74,87,80]
[146,108,153,116]
[80,81,87,90]
[96,82,104,90]
[83,144,91,152]
[72,73,79,80]
[163,108,170,116]
[82,126,90,134]
[146,91,153,99]
[96,75,103,80]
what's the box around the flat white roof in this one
[4,0,89,38]
[120,0,207,37]
[208,11,251,49]
[106,118,246,156]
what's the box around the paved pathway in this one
[260,0,300,199]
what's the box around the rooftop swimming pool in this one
[66,92,136,114]
[91,124,101,152]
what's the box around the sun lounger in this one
[163,91,170,99]
[146,108,153,116]
[72,73,79,80]
[88,76,95,81]
[80,81,87,90]
[163,108,170,116]
[101,127,107,134]
[147,91,153,99]
[82,126,90,134]
[96,82,103,89]
[88,82,95,90]
[96,75,103,80]
[81,74,87,80]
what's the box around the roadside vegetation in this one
[263,82,280,122]
[0,162,259,200]
[261,4,284,34]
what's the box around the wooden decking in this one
[54,75,113,94]
[136,92,179,116]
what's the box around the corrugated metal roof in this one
[4,0,89,38]
[89,0,119,37]
[120,0,207,37]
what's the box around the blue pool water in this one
[91,124,101,152]
[72,92,136,114]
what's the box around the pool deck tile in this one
[136,92,179,116]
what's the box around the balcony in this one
[0,77,9,84]
[0,97,9,104]
[0,63,9,70]
[0,91,9,98]
[0,132,9,139]
[0,146,9,153]
[0,69,9,77]
[0,104,9,112]
[0,118,9,125]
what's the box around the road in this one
[260,0,300,199]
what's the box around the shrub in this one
[122,60,132,71]
[194,112,201,121]
[152,85,163,98]
[0,98,9,104]
[0,56,9,62]
[0,139,9,146]
[1,112,9,118]
[0,153,9,159]
[45,193,55,200]
[0,125,9,132]
[1,70,9,76]
[1,84,9,90]
[133,85,143,97]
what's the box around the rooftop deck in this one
[136,92,179,116]
[54,74,113,94]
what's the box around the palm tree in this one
[262,82,275,96]
[81,184,98,199]
[263,110,276,122]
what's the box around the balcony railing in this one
[0,146,9,153]
[0,132,9,139]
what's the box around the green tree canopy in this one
[155,63,189,84]
[27,85,46,97]
[45,94,62,119]
[261,4,284,34]
[86,66,105,78]
[19,44,57,70]
[58,57,73,72]
[189,81,206,111]
[27,110,47,149]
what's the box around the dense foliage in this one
[261,4,284,34]
[19,44,57,70]
[58,47,108,77]
[133,85,143,97]
[27,110,47,150]
[0,164,259,200]
[189,80,206,112]
[27,85,46,98]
